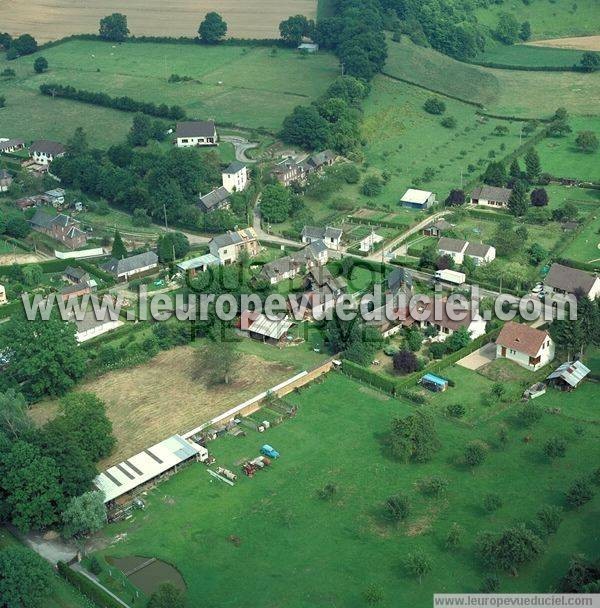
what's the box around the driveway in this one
[456,342,496,370]
[221,135,258,163]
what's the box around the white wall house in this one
[209,228,259,265]
[101,251,159,282]
[301,226,343,251]
[470,185,512,209]
[0,284,7,306]
[30,140,65,165]
[544,263,600,301]
[465,243,496,266]
[495,321,555,371]
[415,298,486,342]
[222,161,248,192]
[438,237,469,265]
[175,121,217,147]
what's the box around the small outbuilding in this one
[420,373,448,392]
[400,189,435,210]
[546,360,590,391]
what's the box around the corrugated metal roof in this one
[547,360,591,387]
[248,314,293,339]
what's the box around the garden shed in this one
[420,373,448,392]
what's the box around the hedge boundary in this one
[56,562,127,608]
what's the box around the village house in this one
[470,185,513,209]
[29,209,87,249]
[222,161,248,193]
[102,251,159,282]
[305,150,336,173]
[74,308,123,342]
[415,298,487,341]
[400,188,435,210]
[0,284,7,306]
[176,253,221,277]
[302,225,343,251]
[270,158,304,187]
[291,266,347,319]
[423,219,452,237]
[358,231,384,252]
[495,321,555,371]
[63,266,90,284]
[175,121,217,147]
[30,140,65,165]
[60,281,93,301]
[198,186,231,213]
[543,263,600,301]
[387,267,413,298]
[0,138,25,154]
[209,228,259,265]
[14,194,51,211]
[0,169,13,192]
[438,237,495,266]
[259,240,329,285]
[298,42,319,53]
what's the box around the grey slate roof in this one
[302,225,343,241]
[388,267,413,293]
[224,161,246,174]
[30,140,65,156]
[210,229,256,250]
[29,209,55,229]
[544,263,598,295]
[64,266,89,282]
[198,186,230,212]
[465,242,494,258]
[176,121,216,138]
[0,139,25,151]
[102,251,159,276]
[471,185,512,204]
[438,237,468,253]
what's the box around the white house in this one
[400,188,435,210]
[74,309,123,342]
[543,263,600,301]
[222,161,248,193]
[496,321,555,371]
[0,284,7,306]
[415,298,486,341]
[301,226,343,251]
[175,121,217,147]
[465,242,496,266]
[30,140,65,165]
[470,185,512,209]
[359,232,384,252]
[101,251,159,282]
[438,237,469,265]
[209,228,259,265]
[259,240,329,285]
[0,138,25,154]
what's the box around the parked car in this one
[260,444,280,459]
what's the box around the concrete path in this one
[456,342,496,370]
[221,135,258,163]
[72,564,132,608]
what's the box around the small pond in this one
[107,555,186,595]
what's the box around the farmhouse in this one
[270,158,304,187]
[368,304,416,338]
[0,139,25,154]
[0,285,7,306]
[546,360,590,391]
[259,240,329,285]
[470,185,513,209]
[302,225,343,251]
[177,253,221,276]
[209,228,259,264]
[29,209,87,249]
[543,263,600,300]
[295,266,348,318]
[102,251,159,282]
[400,188,435,210]
[437,237,469,264]
[198,186,231,213]
[239,310,294,345]
[304,150,336,172]
[175,121,217,147]
[423,219,452,237]
[15,194,51,210]
[222,161,248,193]
[60,281,93,301]
[0,169,13,192]
[495,321,555,371]
[30,140,65,165]
[94,434,208,505]
[63,266,89,284]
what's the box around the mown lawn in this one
[475,43,586,68]
[92,371,600,607]
[5,40,340,132]
[561,214,600,264]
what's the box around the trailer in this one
[434,269,466,286]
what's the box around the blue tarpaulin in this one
[421,373,448,392]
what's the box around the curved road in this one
[220,135,258,163]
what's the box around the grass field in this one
[30,340,326,466]
[0,529,90,608]
[475,42,586,68]
[0,0,317,41]
[4,40,339,132]
[561,214,600,264]
[384,38,600,118]
[528,35,600,51]
[92,371,600,607]
[361,75,528,201]
[474,0,600,40]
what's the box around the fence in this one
[54,247,105,259]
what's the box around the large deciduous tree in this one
[61,491,106,539]
[198,12,228,44]
[476,524,544,574]
[99,13,129,42]
[389,410,440,463]
[0,546,52,608]
[279,15,314,46]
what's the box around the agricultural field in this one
[30,340,325,466]
[475,42,586,68]
[0,0,317,42]
[361,75,527,202]
[384,38,600,117]
[528,35,600,51]
[4,40,339,132]
[91,370,600,607]
[474,0,600,40]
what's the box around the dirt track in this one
[0,0,317,42]
[527,35,600,51]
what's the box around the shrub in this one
[483,493,503,513]
[536,505,563,535]
[393,349,419,374]
[464,440,487,467]
[446,403,465,418]
[317,483,337,501]
[544,436,567,460]
[418,475,448,497]
[565,477,595,508]
[518,403,543,426]
[480,575,500,593]
[423,97,446,115]
[441,116,457,129]
[385,493,410,522]
[361,175,383,197]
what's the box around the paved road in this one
[252,204,302,248]
[221,135,258,163]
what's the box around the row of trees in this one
[0,32,38,59]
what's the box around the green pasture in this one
[474,0,600,40]
[361,75,529,201]
[6,40,340,131]
[384,38,600,118]
[92,371,600,607]
[561,213,600,264]
[475,42,586,68]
